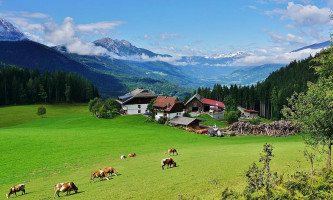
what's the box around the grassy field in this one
[0,105,323,199]
[195,114,228,128]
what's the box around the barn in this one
[185,94,225,119]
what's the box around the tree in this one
[64,84,71,103]
[147,98,156,119]
[39,84,48,103]
[223,95,237,111]
[37,105,46,117]
[282,47,333,168]
[105,98,120,117]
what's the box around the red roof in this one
[244,109,259,113]
[153,96,183,112]
[202,98,225,108]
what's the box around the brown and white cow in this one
[90,170,109,183]
[168,148,178,156]
[6,184,25,199]
[100,167,118,176]
[53,182,78,198]
[161,158,177,170]
[128,153,136,157]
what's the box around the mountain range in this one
[0,17,331,98]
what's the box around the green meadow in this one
[0,105,322,199]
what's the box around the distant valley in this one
[0,17,330,98]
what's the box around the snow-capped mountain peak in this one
[208,51,249,59]
[0,18,27,41]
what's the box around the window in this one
[138,110,141,113]
[138,105,141,108]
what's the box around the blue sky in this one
[0,0,332,65]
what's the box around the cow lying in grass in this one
[161,158,177,170]
[168,148,178,156]
[53,182,78,198]
[90,170,109,183]
[100,167,118,176]
[120,155,126,159]
[6,184,25,199]
[128,153,136,157]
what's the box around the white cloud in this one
[43,17,76,45]
[249,5,258,10]
[76,21,124,33]
[231,48,322,66]
[160,32,183,40]
[266,2,331,27]
[66,39,110,56]
[268,31,307,45]
[5,17,44,33]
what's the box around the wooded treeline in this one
[0,64,99,105]
[185,55,318,119]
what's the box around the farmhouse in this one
[168,116,201,129]
[185,94,225,119]
[153,96,185,120]
[117,88,157,115]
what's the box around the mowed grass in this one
[0,105,323,199]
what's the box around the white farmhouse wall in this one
[123,104,148,115]
[155,111,184,120]
[155,111,165,120]
[169,111,184,119]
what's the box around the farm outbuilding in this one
[185,94,225,119]
[238,106,259,119]
[168,116,201,129]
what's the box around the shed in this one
[168,116,201,129]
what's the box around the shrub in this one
[225,111,240,124]
[37,105,46,117]
[248,118,260,125]
[183,111,191,117]
[157,117,166,124]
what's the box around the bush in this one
[221,144,333,200]
[183,111,191,117]
[37,105,46,117]
[249,118,261,125]
[225,111,240,124]
[157,117,166,124]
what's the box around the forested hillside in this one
[187,51,320,119]
[0,64,99,105]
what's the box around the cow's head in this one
[113,169,118,176]
[6,193,9,199]
[74,185,78,193]
[173,162,177,167]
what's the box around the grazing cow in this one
[90,170,109,183]
[100,167,118,176]
[161,158,177,170]
[53,182,78,198]
[128,153,136,157]
[168,148,178,156]
[6,184,25,199]
[120,155,126,159]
